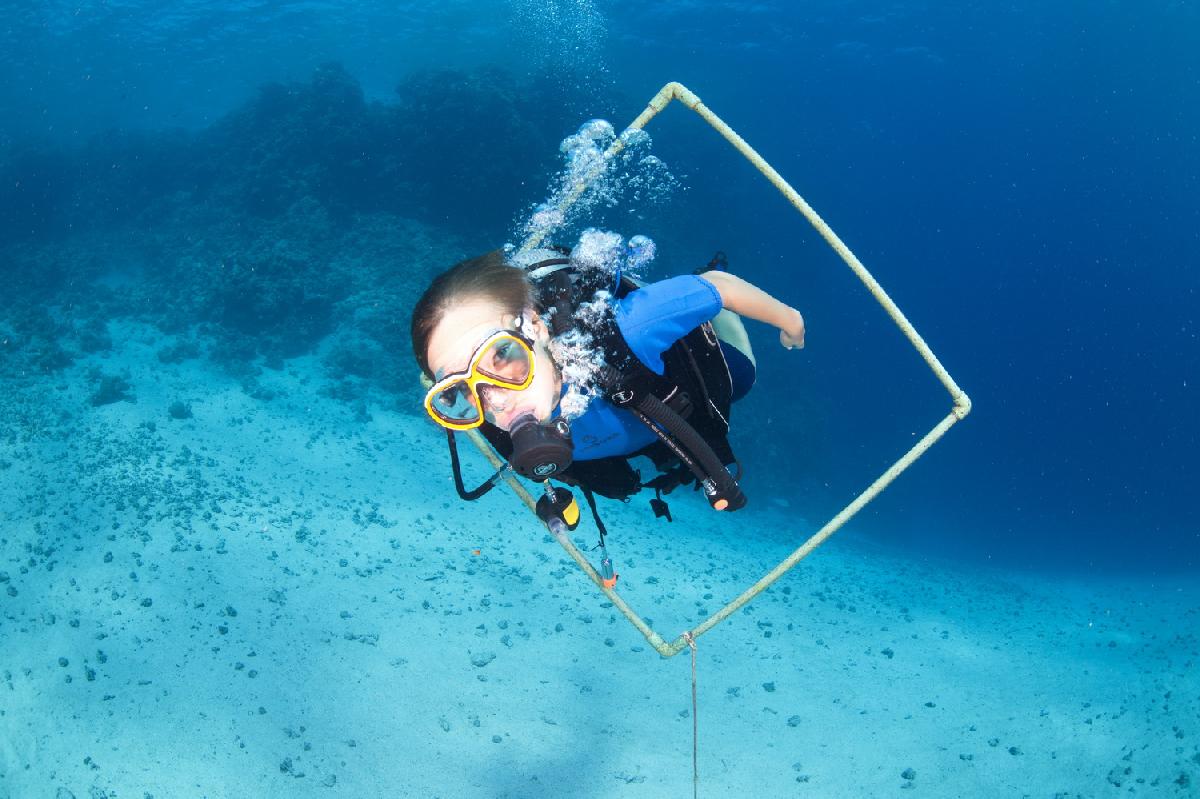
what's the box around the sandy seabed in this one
[1,320,1196,799]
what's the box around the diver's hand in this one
[779,308,805,350]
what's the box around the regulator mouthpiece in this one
[509,414,574,480]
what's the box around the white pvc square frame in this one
[464,82,972,658]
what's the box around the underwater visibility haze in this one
[1,1,1197,797]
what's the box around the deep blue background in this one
[2,1,1196,573]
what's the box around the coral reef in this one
[0,63,603,396]
[88,372,134,407]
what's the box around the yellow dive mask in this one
[424,328,536,430]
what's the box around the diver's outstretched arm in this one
[699,271,805,350]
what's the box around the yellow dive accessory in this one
[424,329,536,430]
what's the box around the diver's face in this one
[425,298,561,431]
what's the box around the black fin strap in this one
[695,251,728,274]
[446,429,503,501]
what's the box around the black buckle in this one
[610,388,636,406]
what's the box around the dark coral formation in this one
[1,63,589,243]
[0,64,608,392]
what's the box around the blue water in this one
[2,2,1198,796]
[5,0,1196,572]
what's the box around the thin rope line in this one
[684,630,699,799]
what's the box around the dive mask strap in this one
[445,428,508,501]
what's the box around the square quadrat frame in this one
[466,81,972,658]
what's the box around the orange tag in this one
[471,548,481,556]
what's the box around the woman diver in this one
[410,245,805,518]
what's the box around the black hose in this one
[631,392,746,511]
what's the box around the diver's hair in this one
[410,249,534,378]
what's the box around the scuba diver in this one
[409,245,805,533]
